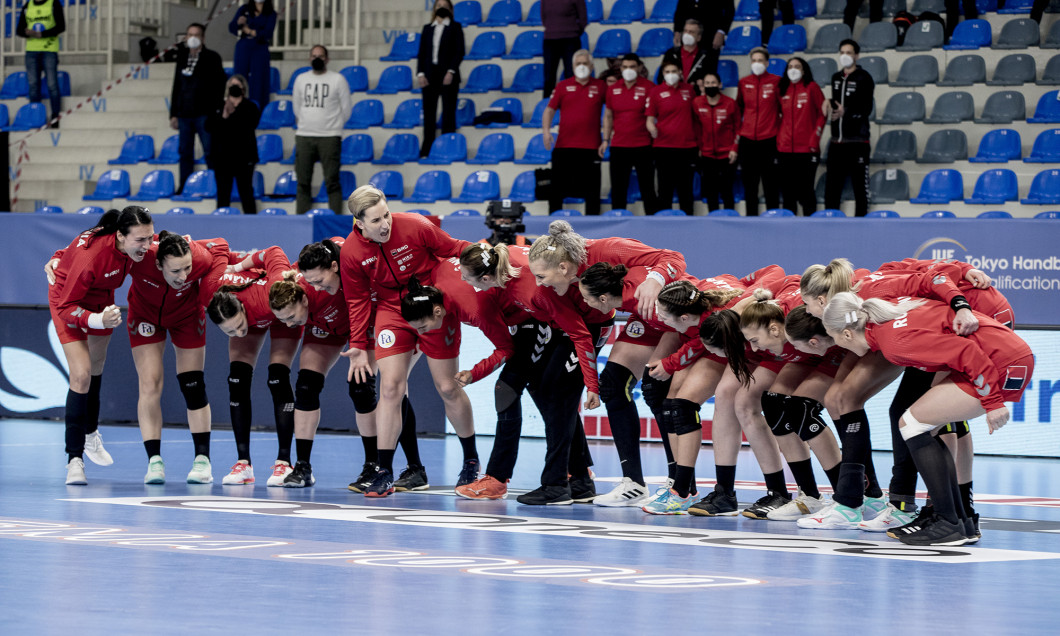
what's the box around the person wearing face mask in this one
[542,0,588,99]
[673,0,734,77]
[759,0,795,45]
[645,62,698,215]
[602,53,657,213]
[693,72,739,211]
[542,49,605,215]
[776,58,825,216]
[416,0,465,157]
[825,39,875,217]
[168,23,226,195]
[15,0,66,128]
[207,74,261,214]
[661,19,710,93]
[734,47,781,216]
[229,0,277,110]
[292,45,353,215]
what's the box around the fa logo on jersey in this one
[137,322,155,337]
[625,320,645,338]
[311,327,329,339]
[377,329,396,349]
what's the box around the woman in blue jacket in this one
[229,0,277,109]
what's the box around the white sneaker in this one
[143,455,166,484]
[859,503,914,532]
[767,490,827,521]
[221,461,255,485]
[861,496,889,521]
[594,477,652,507]
[186,455,213,484]
[266,460,293,487]
[66,457,87,485]
[84,430,114,466]
[796,501,863,529]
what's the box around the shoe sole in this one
[517,499,573,505]
[897,536,969,547]
[572,495,597,504]
[266,480,289,487]
[455,490,507,500]
[365,488,395,498]
[858,524,893,532]
[594,497,651,508]
[348,484,368,493]
[741,511,772,520]
[642,508,688,515]
[394,484,430,492]
[187,477,214,484]
[688,508,739,517]
[144,477,166,485]
[222,478,255,485]
[65,479,87,485]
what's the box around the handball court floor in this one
[2,419,1059,635]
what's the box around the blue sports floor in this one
[2,419,1059,635]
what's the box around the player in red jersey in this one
[206,246,302,487]
[45,206,154,485]
[822,293,1033,546]
[340,185,478,497]
[127,231,229,485]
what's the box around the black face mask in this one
[228,85,243,98]
[435,8,452,19]
[703,86,720,97]
[311,57,326,72]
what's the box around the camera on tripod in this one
[484,199,526,246]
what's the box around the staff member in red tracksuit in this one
[693,71,738,211]
[46,206,154,485]
[776,57,826,216]
[602,53,656,213]
[735,47,781,216]
[646,61,698,215]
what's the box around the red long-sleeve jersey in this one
[736,72,781,143]
[617,266,688,333]
[872,258,1013,325]
[128,237,230,325]
[581,237,687,283]
[693,94,739,159]
[49,228,136,329]
[340,212,471,349]
[433,259,515,383]
[216,246,292,329]
[777,80,826,154]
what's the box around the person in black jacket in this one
[168,23,227,194]
[824,39,875,217]
[417,0,465,157]
[843,0,883,31]
[207,74,261,214]
[672,0,734,76]
[661,19,711,92]
[759,0,794,45]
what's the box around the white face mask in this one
[621,68,638,82]
[186,35,202,50]
[573,64,591,80]
[787,68,803,83]
[663,72,680,86]
[750,62,766,76]
[839,54,855,69]
[682,33,697,47]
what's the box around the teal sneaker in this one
[144,455,166,485]
[859,503,913,532]
[186,455,213,484]
[796,501,863,529]
[641,489,695,515]
[861,496,890,520]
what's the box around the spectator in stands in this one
[945,0,978,40]
[599,67,621,86]
[843,0,882,32]
[168,23,227,195]
[662,19,710,92]
[673,0,734,76]
[417,0,465,158]
[542,0,588,99]
[543,48,605,215]
[776,57,825,216]
[693,72,738,211]
[760,0,795,46]
[293,45,353,215]
[1031,0,1051,23]
[825,39,874,217]
[602,53,657,213]
[229,0,277,109]
[735,46,781,216]
[16,0,66,128]
[208,74,261,214]
[646,61,698,215]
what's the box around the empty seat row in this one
[874,128,1060,164]
[450,0,678,30]
[0,70,72,99]
[910,168,1060,205]
[875,90,1060,125]
[82,168,358,204]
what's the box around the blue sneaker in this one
[364,468,394,498]
[641,489,694,515]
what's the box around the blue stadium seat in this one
[1021,169,1060,204]
[453,170,501,202]
[1028,91,1060,123]
[452,98,477,127]
[965,169,1019,204]
[261,207,287,215]
[82,170,130,201]
[505,63,545,93]
[602,0,645,24]
[9,103,46,131]
[594,29,633,57]
[373,133,420,165]
[455,0,483,25]
[761,208,795,217]
[1024,129,1060,163]
[345,99,384,129]
[166,207,195,215]
[451,209,482,216]
[521,0,543,25]
[314,171,357,202]
[920,210,956,218]
[655,208,688,216]
[504,31,543,59]
[380,32,421,61]
[551,209,582,216]
[910,169,964,204]
[944,19,992,50]
[976,210,1013,218]
[708,208,741,216]
[637,28,674,57]
[0,103,8,130]
[603,208,633,216]
[508,170,538,202]
[405,171,453,203]
[270,66,281,94]
[481,0,522,26]
[270,171,297,201]
[0,71,28,98]
[586,0,604,22]
[128,170,176,201]
[212,207,241,215]
[369,170,405,199]
[367,66,413,94]
[466,31,507,60]
[514,133,552,164]
[256,134,284,163]
[383,98,424,129]
[767,25,807,54]
[468,132,515,164]
[341,134,375,164]
[149,135,180,164]
[307,208,336,216]
[993,18,1039,49]
[811,208,847,217]
[969,129,1022,163]
[230,171,265,202]
[258,100,295,129]
[39,70,71,98]
[172,170,218,202]
[420,132,467,164]
[722,25,762,54]
[998,0,1032,11]
[766,58,786,77]
[35,206,63,214]
[734,0,760,20]
[464,64,504,93]
[75,206,105,214]
[108,134,155,165]
[478,98,524,128]
[865,209,901,218]
[645,0,677,22]
[794,0,817,18]
[341,65,369,92]
[716,60,739,89]
[1034,210,1060,218]
[277,67,310,95]
[523,98,556,128]
[408,209,433,216]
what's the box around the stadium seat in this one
[269,171,297,201]
[380,32,421,61]
[815,173,854,202]
[872,130,918,163]
[228,171,265,202]
[655,209,688,216]
[341,65,369,93]
[920,210,956,218]
[604,170,641,204]
[917,129,968,163]
[166,207,195,215]
[551,209,582,216]
[367,66,413,94]
[1038,55,1060,85]
[766,58,786,77]
[463,64,503,94]
[993,18,1039,49]
[807,23,851,54]
[504,31,543,60]
[876,92,926,124]
[345,99,384,129]
[479,98,524,127]
[148,135,181,165]
[504,63,545,93]
[969,129,1022,163]
[372,134,420,165]
[277,67,310,95]
[602,0,645,24]
[451,209,482,217]
[645,0,677,22]
[1044,20,1060,48]
[340,134,374,164]
[452,98,477,127]
[975,91,1026,124]
[1028,91,1060,123]
[860,56,889,84]
[811,209,847,217]
[466,31,507,60]
[944,19,992,49]
[793,0,817,18]
[454,0,483,26]
[869,169,910,203]
[900,20,944,50]
[859,22,898,52]
[910,169,964,203]
[514,133,552,164]
[419,133,467,165]
[82,169,130,201]
[1025,128,1060,163]
[761,208,795,217]
[989,53,1036,86]
[270,66,281,94]
[594,28,633,57]
[767,25,807,54]
[808,58,838,88]
[254,134,284,163]
[1022,169,1060,204]
[210,207,240,216]
[865,209,901,218]
[722,25,761,54]
[717,60,740,89]
[9,103,46,131]
[1034,210,1060,218]
[261,208,287,215]
[172,170,217,202]
[976,210,1012,218]
[35,206,63,214]
[482,0,522,26]
[453,170,501,203]
[313,171,356,202]
[520,1,542,25]
[603,208,634,217]
[258,100,295,129]
[0,71,28,98]
[369,170,405,200]
[307,208,336,216]
[405,171,453,203]
[127,170,176,202]
[523,98,553,128]
[74,206,105,215]
[938,54,986,86]
[924,91,974,124]
[859,0,904,17]
[0,103,8,130]
[708,208,741,216]
[734,0,760,20]
[911,0,943,10]
[820,0,847,18]
[108,134,155,165]
[468,132,515,164]
[587,0,604,21]
[637,28,674,57]
[508,170,538,202]
[965,169,1019,204]
[383,99,424,129]
[892,55,939,87]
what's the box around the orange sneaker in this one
[455,475,508,500]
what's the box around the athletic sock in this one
[763,469,789,497]
[458,433,479,462]
[787,459,821,499]
[905,432,961,525]
[863,454,884,498]
[296,438,314,463]
[607,397,645,486]
[834,463,866,509]
[143,439,161,459]
[361,435,378,464]
[85,374,102,435]
[268,364,294,465]
[674,464,694,498]
[377,448,396,473]
[398,396,422,466]
[823,463,841,491]
[689,466,698,497]
[716,464,737,496]
[191,432,210,459]
[659,431,676,482]
[65,389,89,461]
[960,481,975,517]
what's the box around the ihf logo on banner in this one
[913,236,1060,299]
[0,324,71,414]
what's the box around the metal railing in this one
[272,0,362,64]
[1,0,116,80]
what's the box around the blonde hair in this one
[821,291,927,334]
[657,280,743,317]
[739,288,785,331]
[347,185,387,219]
[268,270,304,311]
[801,258,858,303]
[460,243,520,288]
[528,220,587,269]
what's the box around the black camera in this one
[484,199,526,246]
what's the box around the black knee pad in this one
[294,369,326,412]
[939,420,971,438]
[348,374,378,414]
[176,370,209,410]
[667,398,702,435]
[761,391,790,435]
[495,379,521,414]
[227,361,253,402]
[599,362,635,407]
[267,363,294,408]
[640,372,671,412]
[789,396,828,442]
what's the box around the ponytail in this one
[268,271,305,311]
[784,305,828,342]
[699,309,754,386]
[400,276,444,322]
[297,239,341,272]
[460,242,520,287]
[88,205,153,245]
[739,288,785,331]
[800,258,856,303]
[527,220,587,268]
[656,280,741,317]
[155,230,190,266]
[821,291,927,334]
[579,262,627,298]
